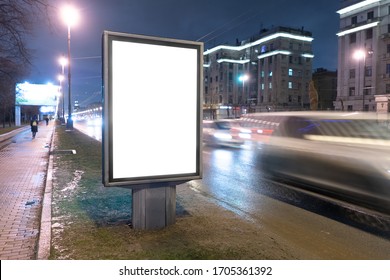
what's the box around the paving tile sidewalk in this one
[0,121,54,260]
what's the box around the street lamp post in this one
[58,74,65,121]
[353,49,367,111]
[58,56,67,123]
[61,5,79,130]
[239,74,249,114]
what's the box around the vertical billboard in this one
[102,31,203,187]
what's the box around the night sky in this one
[26,0,340,106]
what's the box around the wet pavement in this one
[0,122,53,260]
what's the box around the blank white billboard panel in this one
[103,31,203,187]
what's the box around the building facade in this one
[203,26,314,119]
[336,0,390,112]
[312,68,338,110]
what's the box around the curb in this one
[37,124,56,260]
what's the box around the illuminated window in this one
[288,82,293,89]
[288,69,293,76]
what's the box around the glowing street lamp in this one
[61,5,79,130]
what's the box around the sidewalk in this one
[0,121,54,260]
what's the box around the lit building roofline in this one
[204,32,313,55]
[336,21,379,37]
[337,0,380,15]
[257,50,291,60]
[217,59,250,64]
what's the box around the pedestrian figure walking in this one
[30,116,38,139]
[45,117,49,126]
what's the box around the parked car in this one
[254,111,390,214]
[202,120,250,147]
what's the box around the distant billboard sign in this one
[102,31,203,187]
[15,82,59,106]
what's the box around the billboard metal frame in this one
[102,31,203,187]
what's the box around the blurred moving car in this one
[239,116,276,144]
[203,120,250,147]
[253,111,390,214]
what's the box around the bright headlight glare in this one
[214,133,232,140]
[240,128,251,133]
[239,133,251,139]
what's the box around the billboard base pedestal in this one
[132,184,176,230]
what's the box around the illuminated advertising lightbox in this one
[15,82,59,106]
[102,31,203,187]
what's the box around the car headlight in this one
[239,133,251,139]
[240,128,251,133]
[214,132,232,140]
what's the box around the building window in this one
[261,83,265,90]
[261,71,265,78]
[366,28,373,39]
[288,69,293,76]
[288,82,293,89]
[350,33,356,44]
[386,84,390,93]
[367,11,374,20]
[349,87,355,96]
[347,105,353,111]
[269,82,272,89]
[386,64,390,74]
[350,69,356,78]
[351,16,357,25]
[288,95,292,102]
[269,71,273,77]
[365,66,372,77]
[388,24,390,33]
[363,87,371,96]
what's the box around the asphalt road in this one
[194,144,390,259]
[73,119,390,258]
